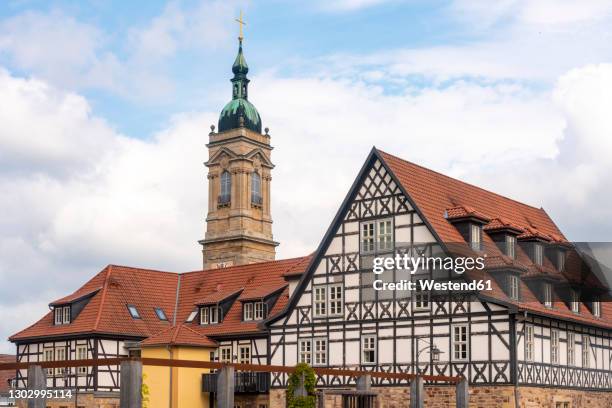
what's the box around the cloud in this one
[316,0,398,12]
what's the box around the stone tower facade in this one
[199,39,278,269]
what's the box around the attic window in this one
[470,224,482,251]
[508,275,520,301]
[127,305,141,319]
[543,283,552,308]
[557,250,566,271]
[593,299,601,317]
[570,291,580,314]
[533,243,543,266]
[154,307,167,321]
[186,309,198,323]
[54,306,70,325]
[505,235,516,259]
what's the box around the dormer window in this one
[218,171,231,206]
[154,307,167,321]
[200,306,221,325]
[470,224,482,251]
[243,301,266,321]
[533,243,543,266]
[54,306,70,325]
[508,275,520,301]
[127,305,141,319]
[244,303,253,320]
[571,291,580,313]
[254,302,265,320]
[505,235,516,259]
[557,250,566,271]
[543,283,552,308]
[593,299,601,317]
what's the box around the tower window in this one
[219,171,231,206]
[251,172,262,206]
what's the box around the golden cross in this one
[235,10,246,41]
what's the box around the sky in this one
[1,0,612,353]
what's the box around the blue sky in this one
[1,0,612,353]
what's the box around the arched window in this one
[251,172,262,205]
[219,171,231,205]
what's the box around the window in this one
[76,346,87,375]
[62,306,70,324]
[238,345,250,364]
[525,325,534,362]
[44,349,54,376]
[314,339,327,366]
[557,250,565,271]
[362,336,376,365]
[154,307,167,321]
[210,306,219,324]
[186,309,198,323]
[55,347,66,376]
[571,291,580,313]
[251,172,262,205]
[593,300,601,317]
[555,403,570,408]
[452,325,468,361]
[219,347,232,363]
[299,339,312,364]
[505,235,516,259]
[200,307,209,324]
[543,283,552,308]
[582,336,590,368]
[54,308,63,325]
[360,218,394,254]
[533,243,543,266]
[127,305,141,319]
[508,275,520,301]
[470,224,482,251]
[567,332,575,366]
[254,302,265,320]
[243,303,254,321]
[413,287,430,311]
[219,171,231,205]
[313,287,327,317]
[551,329,559,365]
[328,285,343,316]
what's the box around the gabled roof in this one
[195,288,244,305]
[49,287,102,306]
[10,256,311,342]
[140,324,217,348]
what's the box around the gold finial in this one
[235,10,246,41]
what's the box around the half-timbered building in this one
[9,35,611,408]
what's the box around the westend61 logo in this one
[371,254,493,292]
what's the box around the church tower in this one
[200,29,278,269]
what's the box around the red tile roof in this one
[378,149,611,328]
[0,354,14,393]
[195,288,244,305]
[140,324,217,347]
[10,256,310,342]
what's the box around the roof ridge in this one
[377,149,548,214]
[179,256,308,276]
[93,265,113,331]
[106,264,179,275]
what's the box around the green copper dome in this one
[218,39,262,133]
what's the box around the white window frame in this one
[200,307,209,324]
[534,243,543,266]
[313,286,327,317]
[582,335,590,368]
[508,275,520,301]
[219,346,232,363]
[362,335,376,365]
[551,329,559,365]
[210,306,219,324]
[254,301,265,320]
[328,285,343,316]
[238,345,251,364]
[413,287,430,311]
[452,325,469,361]
[543,283,552,308]
[571,291,580,314]
[76,345,88,375]
[557,250,565,271]
[44,349,54,376]
[525,324,534,362]
[313,338,328,366]
[54,308,63,325]
[593,300,601,318]
[299,339,312,364]
[62,306,70,323]
[505,234,516,259]
[567,332,575,366]
[470,224,482,251]
[54,347,66,376]
[360,218,394,254]
[243,303,254,321]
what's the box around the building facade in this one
[9,37,612,408]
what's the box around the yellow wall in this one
[142,345,214,408]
